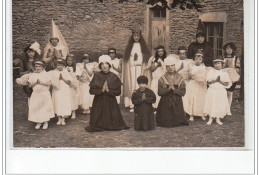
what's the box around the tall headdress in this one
[196,19,206,38]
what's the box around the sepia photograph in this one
[11,0,245,148]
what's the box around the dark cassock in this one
[86,71,129,132]
[131,88,156,131]
[187,42,214,67]
[156,57,189,127]
[187,20,214,67]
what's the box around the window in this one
[151,5,166,18]
[204,22,224,57]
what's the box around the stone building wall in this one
[12,0,243,60]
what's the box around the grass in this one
[13,82,244,148]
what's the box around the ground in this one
[13,83,244,148]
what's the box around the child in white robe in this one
[50,59,72,125]
[76,54,94,114]
[28,61,54,129]
[183,51,207,121]
[66,54,81,119]
[204,56,232,125]
[108,48,122,104]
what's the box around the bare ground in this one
[13,82,244,148]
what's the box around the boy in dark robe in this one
[85,55,129,132]
[131,75,156,131]
[156,56,189,127]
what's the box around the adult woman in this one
[156,56,189,127]
[122,29,151,112]
[85,55,129,132]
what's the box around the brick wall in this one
[12,0,243,60]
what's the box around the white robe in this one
[76,63,94,110]
[50,69,72,116]
[28,71,54,123]
[204,69,232,118]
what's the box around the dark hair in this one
[24,49,40,61]
[49,38,59,43]
[154,45,167,62]
[178,46,187,53]
[98,62,111,70]
[124,32,150,63]
[137,75,148,85]
[223,42,236,57]
[66,54,76,72]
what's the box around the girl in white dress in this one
[76,54,94,114]
[28,61,54,129]
[204,57,232,125]
[66,54,81,119]
[50,59,72,125]
[183,51,207,121]
[108,48,122,104]
[175,46,194,78]
[147,46,166,111]
[223,43,240,108]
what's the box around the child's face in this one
[179,50,187,60]
[83,58,89,64]
[194,55,203,65]
[108,50,116,59]
[100,62,110,73]
[50,38,59,47]
[139,83,147,91]
[157,49,164,57]
[226,47,233,56]
[27,50,36,58]
[133,33,140,42]
[166,64,176,73]
[35,64,43,73]
[57,63,64,71]
[196,36,205,44]
[214,62,223,70]
[66,58,74,66]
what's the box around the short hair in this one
[137,75,148,85]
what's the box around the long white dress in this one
[148,56,165,108]
[110,58,121,104]
[50,69,72,116]
[175,58,194,79]
[66,66,81,111]
[124,43,143,108]
[183,64,207,117]
[204,69,232,118]
[76,62,94,110]
[28,71,54,123]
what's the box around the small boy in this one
[131,75,156,131]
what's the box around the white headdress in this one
[46,19,69,59]
[99,55,112,66]
[29,41,41,55]
[164,55,177,66]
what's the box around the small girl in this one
[131,75,156,131]
[50,59,72,125]
[175,46,194,77]
[183,51,207,121]
[223,43,240,108]
[108,48,122,104]
[76,54,95,114]
[204,56,232,125]
[147,46,166,111]
[28,61,54,129]
[66,54,81,119]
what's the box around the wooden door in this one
[149,5,168,55]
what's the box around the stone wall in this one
[12,0,243,60]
